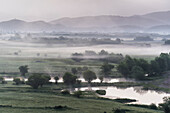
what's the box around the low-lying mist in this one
[0,39,169,58]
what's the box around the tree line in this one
[117,53,170,80]
[11,62,114,89]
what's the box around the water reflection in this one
[75,86,170,105]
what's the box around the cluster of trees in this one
[134,36,153,41]
[159,97,170,113]
[72,50,124,63]
[71,66,88,75]
[26,74,51,89]
[117,53,170,80]
[13,78,24,85]
[100,62,114,77]
[25,69,98,89]
[16,62,114,89]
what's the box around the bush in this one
[73,91,82,98]
[1,80,7,84]
[96,90,106,95]
[76,80,81,85]
[149,103,158,110]
[113,108,129,113]
[61,90,70,95]
[13,78,22,85]
[114,98,137,103]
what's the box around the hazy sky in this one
[0,0,170,21]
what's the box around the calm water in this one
[50,77,126,83]
[75,86,170,105]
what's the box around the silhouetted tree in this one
[27,74,50,89]
[83,70,97,83]
[19,65,29,77]
[99,76,104,83]
[71,68,78,75]
[63,72,77,86]
[54,76,59,84]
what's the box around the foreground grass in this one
[0,83,163,113]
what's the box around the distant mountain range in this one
[0,10,170,33]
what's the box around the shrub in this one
[114,98,137,103]
[13,78,22,85]
[96,90,106,95]
[61,90,70,95]
[149,103,158,110]
[73,91,82,98]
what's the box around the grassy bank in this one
[0,82,162,113]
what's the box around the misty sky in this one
[0,0,170,22]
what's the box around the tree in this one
[150,60,161,76]
[131,66,145,80]
[54,76,59,84]
[63,72,77,86]
[135,59,149,73]
[39,75,51,87]
[159,97,170,113]
[27,74,50,89]
[82,66,88,71]
[83,70,97,83]
[71,68,78,75]
[99,50,109,56]
[117,62,130,77]
[99,76,104,83]
[19,65,29,77]
[100,62,114,77]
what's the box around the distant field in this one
[131,55,157,61]
[0,57,103,77]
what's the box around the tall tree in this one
[54,76,59,84]
[63,72,77,86]
[19,65,29,77]
[83,70,97,83]
[71,68,78,75]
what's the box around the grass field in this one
[0,82,163,113]
[0,57,103,76]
